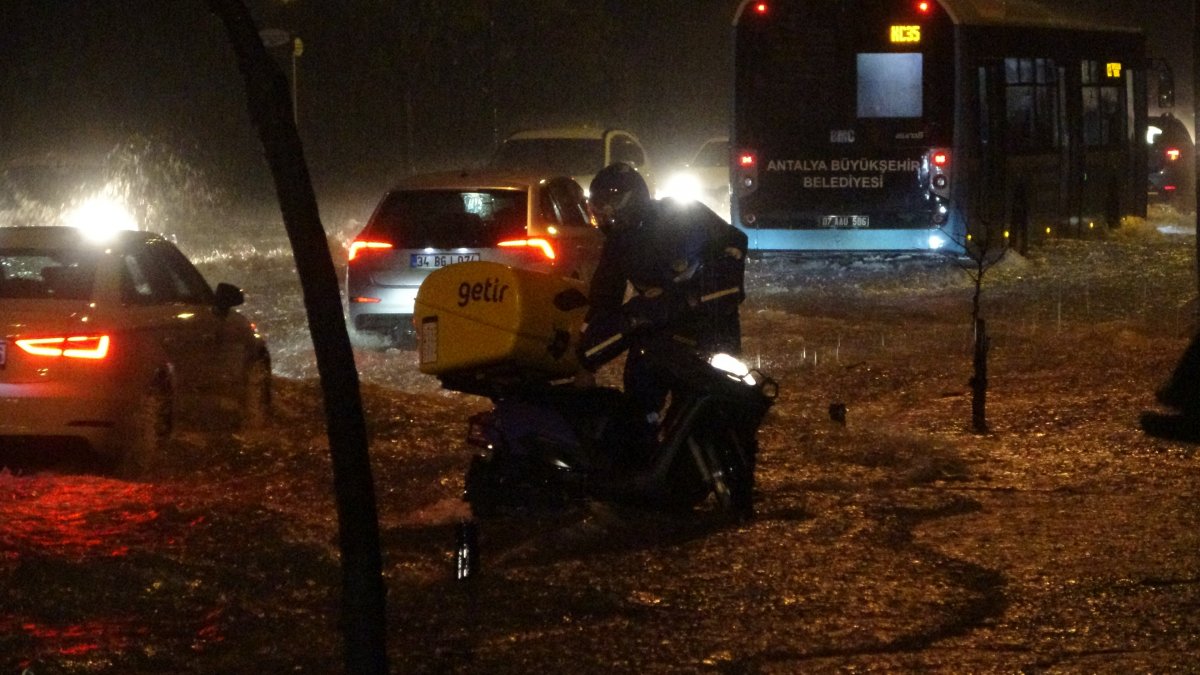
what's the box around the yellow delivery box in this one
[414,261,588,380]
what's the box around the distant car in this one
[346,170,602,347]
[488,127,654,194]
[656,136,731,222]
[1148,113,1195,209]
[0,225,270,472]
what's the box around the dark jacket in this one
[581,199,746,369]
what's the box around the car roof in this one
[0,225,160,249]
[502,126,631,142]
[386,169,576,193]
[1151,114,1192,137]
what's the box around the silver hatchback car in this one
[346,170,602,346]
[0,226,270,472]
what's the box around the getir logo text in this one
[458,278,510,307]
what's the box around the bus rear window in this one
[857,53,923,118]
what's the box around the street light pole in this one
[259,28,301,129]
[292,37,303,128]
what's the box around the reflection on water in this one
[0,475,163,559]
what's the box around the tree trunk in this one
[204,1,388,672]
[971,318,990,434]
[1194,0,1200,301]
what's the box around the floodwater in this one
[2,209,1199,673]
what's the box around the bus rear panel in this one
[732,0,1147,255]
[733,0,959,252]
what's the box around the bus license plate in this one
[820,215,869,229]
[410,253,480,269]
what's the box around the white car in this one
[489,126,654,195]
[346,170,602,347]
[657,137,731,222]
[0,226,270,473]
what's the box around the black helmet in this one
[589,162,651,232]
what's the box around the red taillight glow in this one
[754,2,768,14]
[917,1,931,12]
[932,151,949,166]
[739,153,756,168]
[348,240,393,261]
[16,335,110,360]
[498,237,556,260]
[1166,148,1181,161]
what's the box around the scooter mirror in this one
[553,287,589,312]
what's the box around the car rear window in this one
[0,247,98,300]
[490,139,604,176]
[365,189,528,247]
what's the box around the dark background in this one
[0,0,1192,216]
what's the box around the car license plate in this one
[410,253,480,269]
[820,215,869,229]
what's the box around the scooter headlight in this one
[708,352,757,386]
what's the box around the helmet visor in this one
[589,187,633,221]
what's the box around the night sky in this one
[0,0,1193,212]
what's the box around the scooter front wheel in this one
[689,425,755,518]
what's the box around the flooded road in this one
[3,219,1200,672]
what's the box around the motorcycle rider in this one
[579,161,748,431]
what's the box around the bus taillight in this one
[735,149,759,197]
[925,147,951,206]
[917,1,932,13]
[754,2,768,14]
[1166,147,1181,161]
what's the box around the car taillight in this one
[16,335,110,360]
[348,239,393,261]
[497,237,556,261]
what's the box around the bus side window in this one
[1157,62,1175,109]
[1081,60,1125,148]
[1004,58,1059,152]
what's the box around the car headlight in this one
[656,171,703,204]
[63,189,139,241]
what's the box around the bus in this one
[731,0,1147,253]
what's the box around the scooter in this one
[459,340,776,518]
[417,260,777,576]
[413,261,775,575]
